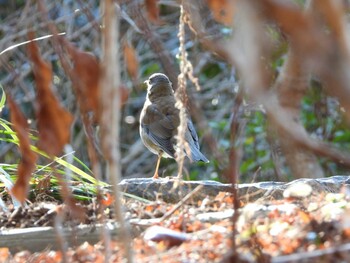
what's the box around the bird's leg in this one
[152,155,161,179]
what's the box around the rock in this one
[118,176,350,203]
[283,182,313,198]
[118,178,232,203]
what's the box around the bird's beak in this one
[143,79,150,91]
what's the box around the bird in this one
[139,73,209,179]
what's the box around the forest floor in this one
[1,180,350,262]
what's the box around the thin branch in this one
[160,184,203,222]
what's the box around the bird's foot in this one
[176,173,183,180]
[152,173,159,179]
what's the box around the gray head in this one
[146,73,171,85]
[145,73,173,98]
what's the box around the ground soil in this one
[1,185,350,262]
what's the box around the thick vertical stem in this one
[100,0,133,262]
[273,49,324,179]
[175,4,189,179]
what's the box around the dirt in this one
[1,188,350,262]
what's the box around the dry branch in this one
[99,1,133,262]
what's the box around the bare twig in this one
[160,184,203,222]
[54,208,68,263]
[175,4,190,179]
[99,1,133,262]
[126,0,179,87]
[224,88,245,258]
[76,0,100,32]
[273,241,350,263]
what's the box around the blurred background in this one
[1,0,350,184]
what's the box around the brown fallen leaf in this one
[8,95,37,203]
[207,0,236,26]
[123,41,139,81]
[145,0,159,23]
[27,32,73,157]
[0,248,10,262]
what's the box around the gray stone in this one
[118,176,350,203]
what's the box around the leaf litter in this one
[1,185,350,262]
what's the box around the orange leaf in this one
[298,210,311,224]
[8,95,37,203]
[145,0,159,23]
[60,38,100,122]
[101,192,113,206]
[343,228,350,238]
[207,0,236,26]
[27,32,73,156]
[0,248,10,262]
[214,191,227,200]
[123,41,139,80]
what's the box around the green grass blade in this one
[0,85,6,111]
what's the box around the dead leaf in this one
[27,33,84,219]
[145,0,159,23]
[8,95,37,203]
[119,84,130,107]
[0,248,10,262]
[207,0,236,26]
[35,174,51,193]
[27,32,73,157]
[123,41,139,80]
[298,210,311,224]
[101,192,113,206]
[60,38,100,122]
[60,37,129,123]
[343,228,350,238]
[75,242,104,263]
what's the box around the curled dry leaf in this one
[145,0,159,23]
[60,38,100,122]
[8,96,37,203]
[27,32,73,157]
[27,33,84,219]
[101,192,113,207]
[207,0,236,26]
[60,37,129,123]
[123,41,139,81]
[144,225,188,248]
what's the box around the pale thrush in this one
[139,73,209,178]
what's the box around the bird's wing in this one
[186,119,200,149]
[142,105,176,157]
[185,119,209,162]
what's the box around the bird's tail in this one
[188,146,209,163]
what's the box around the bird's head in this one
[145,73,174,99]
